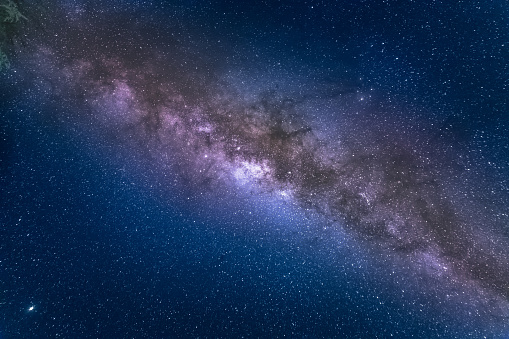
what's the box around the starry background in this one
[0,0,508,337]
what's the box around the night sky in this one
[1,0,508,337]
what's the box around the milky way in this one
[2,0,509,337]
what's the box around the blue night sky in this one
[1,0,508,337]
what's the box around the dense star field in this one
[1,0,508,337]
